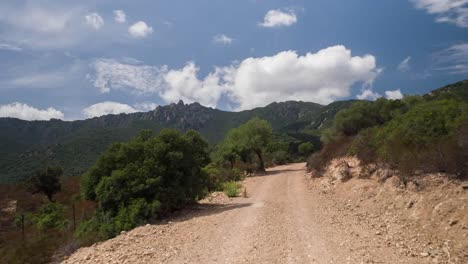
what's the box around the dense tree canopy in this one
[330,98,408,137]
[79,129,211,238]
[223,117,273,171]
[242,117,273,171]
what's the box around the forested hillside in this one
[0,100,349,183]
[1,80,466,183]
[308,80,468,178]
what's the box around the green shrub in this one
[373,99,467,175]
[342,98,468,177]
[306,136,353,173]
[75,211,115,242]
[79,129,211,240]
[203,163,243,191]
[34,203,68,231]
[348,128,377,165]
[298,142,314,156]
[329,98,414,138]
[222,182,241,197]
[271,150,288,165]
[203,163,223,190]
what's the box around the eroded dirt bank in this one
[62,162,467,264]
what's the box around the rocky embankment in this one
[60,161,467,264]
[307,157,468,263]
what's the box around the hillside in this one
[425,79,468,101]
[0,100,347,183]
[1,79,466,183]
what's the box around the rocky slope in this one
[308,157,468,263]
[58,162,468,264]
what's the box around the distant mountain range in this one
[0,80,466,183]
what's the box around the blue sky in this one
[0,0,467,120]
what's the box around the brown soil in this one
[62,162,468,264]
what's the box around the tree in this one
[298,142,314,156]
[374,99,468,174]
[214,140,238,169]
[237,117,273,171]
[80,129,211,238]
[214,128,247,169]
[29,166,62,202]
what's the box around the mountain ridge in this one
[1,79,466,183]
[0,99,339,183]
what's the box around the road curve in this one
[63,163,422,264]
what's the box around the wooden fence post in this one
[21,213,25,242]
[72,203,76,231]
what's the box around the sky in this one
[0,0,467,120]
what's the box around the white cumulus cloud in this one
[82,101,160,118]
[0,102,64,120]
[161,62,229,107]
[113,10,126,23]
[82,101,137,118]
[356,89,382,101]
[85,12,104,30]
[89,58,165,93]
[89,46,379,110]
[134,102,158,111]
[385,89,404,100]
[227,46,379,109]
[397,56,412,72]
[411,0,468,27]
[128,21,153,38]
[213,34,233,45]
[259,9,297,27]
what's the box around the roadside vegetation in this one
[308,95,468,179]
[1,117,317,263]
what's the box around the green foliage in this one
[29,166,62,201]
[330,98,410,138]
[203,163,223,190]
[298,142,314,156]
[228,117,273,171]
[2,81,466,183]
[214,117,273,171]
[325,97,468,177]
[15,203,69,232]
[372,99,467,174]
[271,150,289,165]
[212,133,240,169]
[79,129,211,239]
[0,101,331,183]
[74,211,115,242]
[376,99,465,149]
[14,212,35,227]
[312,91,468,176]
[34,202,68,231]
[425,80,468,102]
[307,136,354,174]
[222,182,241,197]
[240,117,273,152]
[203,163,242,191]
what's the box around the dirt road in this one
[63,163,428,264]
